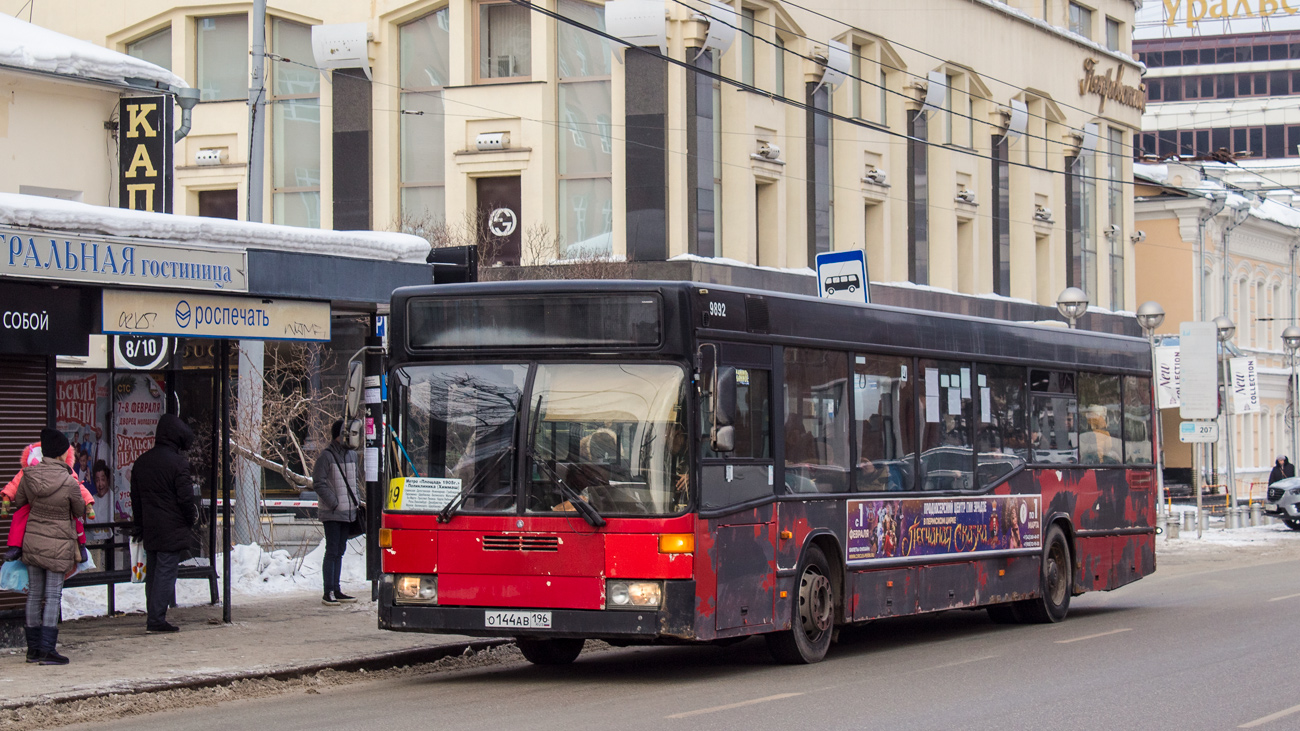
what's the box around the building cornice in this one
[965,0,1144,70]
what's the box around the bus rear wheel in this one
[516,638,585,665]
[1013,524,1072,624]
[766,545,835,664]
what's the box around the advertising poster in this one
[847,495,1042,564]
[112,373,166,521]
[55,373,112,526]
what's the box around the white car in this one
[1264,476,1300,531]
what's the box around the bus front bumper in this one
[378,575,697,641]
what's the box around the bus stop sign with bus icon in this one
[816,250,869,304]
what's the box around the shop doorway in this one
[476,176,521,266]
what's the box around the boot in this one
[37,626,68,665]
[24,626,40,663]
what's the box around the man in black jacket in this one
[131,414,197,634]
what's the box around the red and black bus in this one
[377,281,1156,664]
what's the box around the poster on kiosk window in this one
[55,373,111,526]
[111,373,166,522]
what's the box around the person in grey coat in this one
[311,420,360,605]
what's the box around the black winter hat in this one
[40,428,70,460]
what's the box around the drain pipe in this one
[173,87,201,142]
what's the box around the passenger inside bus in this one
[1078,404,1120,464]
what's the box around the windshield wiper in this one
[437,447,513,524]
[524,394,605,528]
[526,443,606,528]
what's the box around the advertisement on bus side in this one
[846,495,1042,563]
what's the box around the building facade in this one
[1135,162,1300,497]
[36,0,1144,316]
[1134,4,1300,192]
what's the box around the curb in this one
[0,638,512,711]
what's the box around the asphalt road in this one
[74,545,1300,731]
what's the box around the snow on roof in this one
[0,192,431,263]
[1135,162,1300,231]
[0,12,184,89]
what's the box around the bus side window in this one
[1030,395,1078,464]
[853,354,915,492]
[918,359,974,491]
[702,368,771,460]
[1078,373,1123,465]
[1122,376,1153,464]
[783,348,850,493]
[975,364,1028,487]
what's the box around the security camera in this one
[1130,230,1147,244]
[756,142,781,160]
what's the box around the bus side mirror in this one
[343,361,365,450]
[711,367,736,453]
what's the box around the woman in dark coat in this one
[1269,456,1295,485]
[13,428,85,665]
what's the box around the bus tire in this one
[1014,524,1071,624]
[766,545,835,664]
[516,638,584,665]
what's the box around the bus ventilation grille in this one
[745,295,769,333]
[482,534,561,552]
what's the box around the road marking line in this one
[666,693,803,719]
[912,654,1000,672]
[1240,702,1300,728]
[1268,592,1300,602]
[1055,628,1132,644]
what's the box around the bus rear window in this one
[407,294,661,349]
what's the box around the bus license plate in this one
[484,610,552,629]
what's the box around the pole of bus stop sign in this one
[220,339,233,623]
[365,326,384,599]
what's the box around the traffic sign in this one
[1178,420,1218,443]
[815,250,869,304]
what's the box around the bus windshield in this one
[393,362,688,516]
[527,363,689,516]
[395,364,528,512]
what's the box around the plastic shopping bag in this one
[66,552,96,580]
[0,559,28,593]
[129,538,146,584]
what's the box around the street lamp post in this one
[1137,301,1166,515]
[1283,326,1300,465]
[1057,287,1089,329]
[1216,315,1237,525]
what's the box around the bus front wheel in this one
[516,638,585,665]
[766,545,835,664]
[1013,524,1072,623]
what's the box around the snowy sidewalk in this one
[0,538,493,709]
[0,589,492,710]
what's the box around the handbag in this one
[334,452,366,539]
[0,559,28,593]
[129,537,147,583]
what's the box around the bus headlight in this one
[395,575,437,604]
[606,580,662,609]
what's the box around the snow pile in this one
[0,13,184,89]
[0,192,432,263]
[59,536,368,620]
[1159,520,1299,552]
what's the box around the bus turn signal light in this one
[658,534,694,554]
[378,528,393,549]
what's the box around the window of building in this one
[400,9,451,225]
[269,18,320,228]
[1105,17,1121,52]
[944,74,956,145]
[1107,127,1124,309]
[991,135,1010,296]
[558,0,613,258]
[808,84,832,260]
[880,68,888,125]
[740,8,755,87]
[127,27,172,71]
[851,44,862,118]
[196,15,246,101]
[908,109,928,284]
[774,35,785,97]
[853,354,915,492]
[1067,150,1097,303]
[478,0,531,81]
[784,348,850,493]
[1068,3,1093,39]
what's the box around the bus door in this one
[699,343,776,633]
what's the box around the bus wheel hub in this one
[800,571,832,634]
